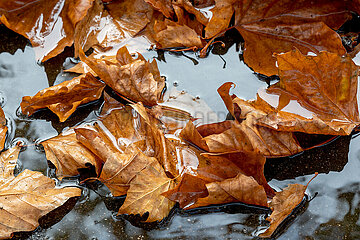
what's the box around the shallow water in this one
[0,26,359,240]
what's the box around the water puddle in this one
[0,26,359,240]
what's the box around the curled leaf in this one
[21,73,105,122]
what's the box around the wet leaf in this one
[0,0,93,61]
[186,173,268,209]
[259,50,360,135]
[74,0,153,56]
[21,73,105,122]
[204,0,352,75]
[0,107,7,151]
[162,173,208,208]
[42,130,103,179]
[144,0,174,18]
[259,184,306,238]
[0,146,20,185]
[80,46,165,106]
[0,169,81,239]
[118,160,175,222]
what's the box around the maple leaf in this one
[186,173,268,209]
[203,0,354,75]
[41,130,103,179]
[0,107,7,151]
[80,46,165,107]
[118,160,175,222]
[0,0,93,62]
[258,49,360,135]
[0,146,81,239]
[21,73,105,122]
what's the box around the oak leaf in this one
[80,46,165,107]
[186,173,268,209]
[0,0,93,61]
[21,73,105,122]
[204,0,352,75]
[0,169,81,239]
[41,130,103,179]
[118,160,175,222]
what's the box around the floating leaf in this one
[186,173,268,209]
[42,130,103,178]
[0,0,93,61]
[21,73,105,122]
[118,160,175,222]
[0,107,7,151]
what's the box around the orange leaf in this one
[0,0,93,61]
[0,107,7,151]
[21,73,105,122]
[186,173,268,209]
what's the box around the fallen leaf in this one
[0,0,94,61]
[204,0,352,75]
[80,46,165,106]
[0,169,81,239]
[21,73,105,122]
[42,130,103,178]
[186,173,268,209]
[259,49,360,135]
[74,0,153,56]
[118,160,175,222]
[0,107,7,151]
[0,146,20,185]
[162,173,208,208]
[259,184,306,238]
[144,0,174,18]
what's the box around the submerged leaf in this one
[0,169,81,239]
[21,73,105,122]
[0,146,20,185]
[118,160,175,222]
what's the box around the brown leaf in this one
[0,146,20,185]
[0,169,81,239]
[259,184,307,238]
[118,160,175,222]
[99,148,157,197]
[0,0,93,61]
[144,0,174,18]
[74,0,153,56]
[0,107,7,151]
[21,73,105,122]
[204,0,351,75]
[186,173,268,209]
[80,46,165,106]
[162,173,208,208]
[42,130,103,179]
[258,50,360,135]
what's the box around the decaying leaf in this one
[162,173,208,208]
[203,0,353,75]
[260,49,360,135]
[186,173,268,209]
[0,146,20,185]
[80,46,165,106]
[0,107,7,151]
[0,169,81,239]
[21,73,105,122]
[118,160,175,222]
[0,0,94,61]
[259,184,307,238]
[42,130,103,178]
